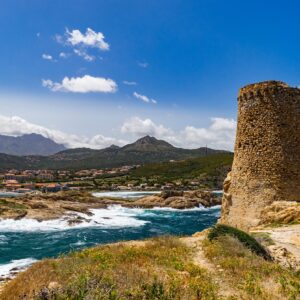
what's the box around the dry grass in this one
[203,235,300,299]
[3,233,300,299]
[1,237,218,300]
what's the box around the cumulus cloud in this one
[66,28,109,51]
[42,75,117,93]
[182,117,236,150]
[0,114,236,151]
[121,117,236,150]
[123,81,137,86]
[133,92,157,104]
[0,115,126,149]
[74,49,95,61]
[121,117,170,137]
[42,54,53,60]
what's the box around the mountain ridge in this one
[0,133,66,156]
[0,135,230,170]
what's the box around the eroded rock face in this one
[126,191,221,209]
[220,81,300,230]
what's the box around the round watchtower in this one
[220,81,300,230]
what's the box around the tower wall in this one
[220,81,300,230]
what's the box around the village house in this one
[4,180,22,191]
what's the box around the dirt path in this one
[182,233,236,298]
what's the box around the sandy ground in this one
[252,224,300,270]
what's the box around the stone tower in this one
[220,81,300,230]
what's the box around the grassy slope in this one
[129,153,233,188]
[1,237,218,300]
[2,234,300,300]
[203,236,300,299]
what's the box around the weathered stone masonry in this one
[220,81,300,230]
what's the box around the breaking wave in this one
[0,205,149,232]
[0,258,37,279]
[0,205,220,233]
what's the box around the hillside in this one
[0,136,229,170]
[128,153,233,188]
[2,231,300,299]
[0,133,66,156]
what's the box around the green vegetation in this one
[208,224,271,260]
[129,153,233,188]
[251,232,276,246]
[203,235,300,299]
[1,237,218,300]
[0,199,28,219]
[2,233,300,299]
[0,199,27,210]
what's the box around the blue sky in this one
[0,0,299,150]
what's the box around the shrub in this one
[208,224,272,260]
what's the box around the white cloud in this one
[133,92,157,104]
[0,114,236,151]
[182,118,236,150]
[42,54,53,60]
[59,52,69,58]
[121,117,171,137]
[123,81,137,86]
[74,49,95,62]
[138,62,149,68]
[42,75,117,93]
[121,117,236,150]
[0,115,126,149]
[66,28,109,51]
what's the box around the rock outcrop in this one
[220,81,300,230]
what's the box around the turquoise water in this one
[0,205,220,277]
[0,192,21,198]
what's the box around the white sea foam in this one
[0,205,221,233]
[72,240,86,246]
[0,205,148,232]
[0,258,37,278]
[0,235,8,244]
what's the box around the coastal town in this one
[0,165,140,193]
[0,165,207,194]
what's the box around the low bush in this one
[208,224,272,260]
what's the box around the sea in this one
[0,191,221,279]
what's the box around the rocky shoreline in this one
[0,190,221,224]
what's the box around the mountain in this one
[0,133,66,156]
[122,135,174,152]
[0,135,230,170]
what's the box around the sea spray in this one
[0,258,37,279]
